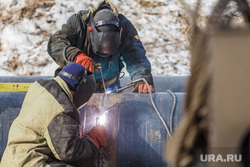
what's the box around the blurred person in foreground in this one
[0,62,107,167]
[47,0,155,93]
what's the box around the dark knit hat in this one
[58,62,86,91]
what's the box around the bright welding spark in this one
[98,114,107,125]
[105,87,112,94]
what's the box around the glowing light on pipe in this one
[105,91,111,94]
[96,112,108,126]
[105,85,121,94]
[98,114,107,125]
[105,88,112,94]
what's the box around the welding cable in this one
[119,71,125,79]
[166,90,176,134]
[133,78,172,138]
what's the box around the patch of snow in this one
[0,0,219,76]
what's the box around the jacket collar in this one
[82,0,118,22]
[53,76,73,102]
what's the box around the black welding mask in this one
[73,73,96,109]
[89,9,122,57]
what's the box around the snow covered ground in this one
[0,0,217,76]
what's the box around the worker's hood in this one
[73,74,96,109]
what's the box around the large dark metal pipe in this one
[79,93,185,167]
[0,76,189,93]
[0,76,187,166]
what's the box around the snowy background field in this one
[0,0,218,76]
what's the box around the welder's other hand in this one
[132,83,155,93]
[74,52,98,73]
[84,125,107,148]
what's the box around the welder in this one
[0,62,107,167]
[48,0,155,93]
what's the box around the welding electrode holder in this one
[116,79,144,93]
[96,117,100,126]
[95,63,102,69]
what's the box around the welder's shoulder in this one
[36,79,76,111]
[78,9,90,17]
[27,79,63,101]
[118,13,132,27]
[25,79,60,101]
[118,13,138,40]
[36,79,58,91]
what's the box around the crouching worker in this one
[0,62,107,167]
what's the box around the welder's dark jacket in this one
[47,0,154,85]
[0,77,95,167]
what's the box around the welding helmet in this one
[89,9,122,57]
[73,73,96,109]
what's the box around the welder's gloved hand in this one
[84,125,107,149]
[74,52,98,73]
[132,83,155,93]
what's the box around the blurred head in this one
[89,8,122,57]
[58,62,96,108]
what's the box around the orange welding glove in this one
[84,125,107,148]
[132,83,155,93]
[74,52,98,73]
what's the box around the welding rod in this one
[95,63,106,93]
